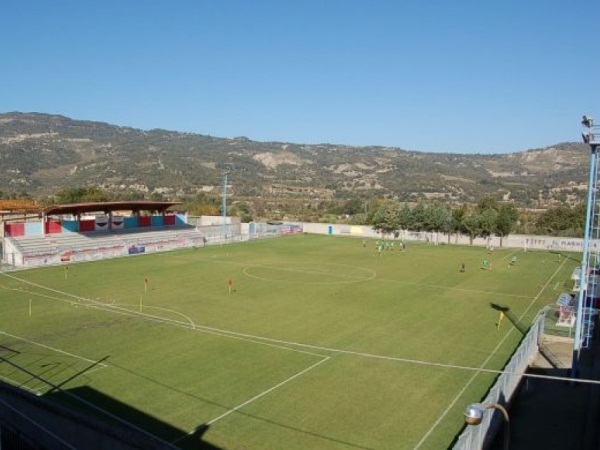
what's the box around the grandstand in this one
[1,201,244,268]
[0,201,300,269]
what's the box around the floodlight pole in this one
[572,116,599,377]
[221,171,229,242]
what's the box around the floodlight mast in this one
[582,115,596,144]
[573,114,599,377]
[221,170,229,242]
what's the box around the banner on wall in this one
[111,215,124,230]
[95,215,109,231]
[128,245,146,255]
[281,224,303,235]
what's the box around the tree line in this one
[5,187,587,239]
[368,197,520,246]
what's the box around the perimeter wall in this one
[295,222,586,253]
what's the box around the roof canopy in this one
[42,201,182,217]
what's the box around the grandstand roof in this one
[0,199,39,212]
[42,201,182,216]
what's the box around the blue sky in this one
[2,0,598,154]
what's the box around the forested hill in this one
[0,112,590,207]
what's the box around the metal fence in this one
[451,307,548,450]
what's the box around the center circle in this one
[243,262,376,285]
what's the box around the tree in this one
[535,204,586,237]
[230,201,254,222]
[495,203,519,246]
[398,204,413,238]
[54,187,110,204]
[370,202,401,236]
[411,203,427,232]
[340,198,366,216]
[479,208,498,246]
[477,196,498,213]
[462,211,482,245]
[451,204,468,244]
[427,204,452,244]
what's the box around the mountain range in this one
[0,112,590,207]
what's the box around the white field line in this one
[376,277,534,299]
[172,355,332,444]
[3,271,595,384]
[0,330,108,367]
[5,261,600,450]
[197,256,376,276]
[116,304,197,329]
[203,257,538,298]
[206,356,331,425]
[411,256,568,450]
[0,330,108,393]
[242,264,376,284]
[224,258,530,296]
[148,305,196,328]
[203,257,378,284]
[0,373,44,396]
[0,273,329,359]
[242,268,376,285]
[500,251,523,262]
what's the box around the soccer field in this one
[0,234,578,449]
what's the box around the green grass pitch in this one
[0,234,579,449]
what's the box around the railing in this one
[451,307,548,450]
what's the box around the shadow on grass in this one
[490,303,528,335]
[101,359,375,450]
[47,385,222,450]
[549,250,580,263]
[0,344,20,355]
[45,358,374,450]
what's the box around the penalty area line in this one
[0,374,44,396]
[0,331,108,368]
[173,356,331,443]
[207,356,330,425]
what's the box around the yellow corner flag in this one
[497,312,505,330]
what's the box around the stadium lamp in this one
[465,403,510,450]
[582,115,594,128]
[582,132,593,144]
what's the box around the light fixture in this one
[464,402,510,450]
